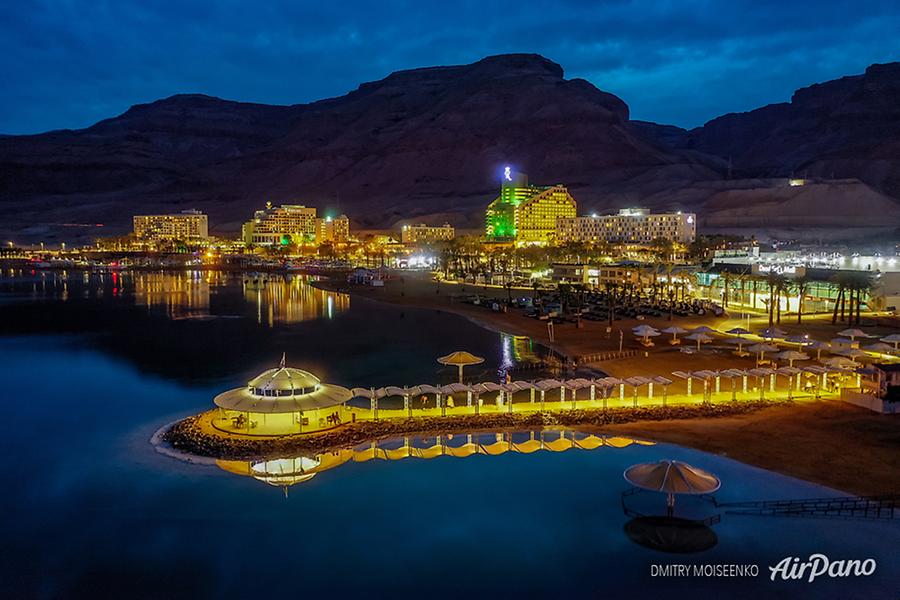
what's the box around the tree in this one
[793,275,811,324]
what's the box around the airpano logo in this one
[769,554,876,582]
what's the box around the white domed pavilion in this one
[211,355,353,435]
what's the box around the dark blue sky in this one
[3,0,899,134]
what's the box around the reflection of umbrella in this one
[684,332,713,351]
[758,327,787,340]
[807,340,831,361]
[437,351,485,383]
[624,460,721,515]
[773,350,810,367]
[747,342,778,358]
[881,333,900,350]
[661,326,687,342]
[624,516,718,554]
[725,327,751,336]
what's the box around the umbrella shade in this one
[661,326,688,335]
[822,356,855,368]
[691,326,717,334]
[837,328,871,339]
[784,335,811,345]
[773,351,809,366]
[881,333,900,344]
[747,343,779,353]
[758,327,787,339]
[685,333,713,342]
[624,460,721,495]
[633,325,661,337]
[725,327,752,335]
[834,348,867,358]
[437,351,485,366]
[864,342,895,353]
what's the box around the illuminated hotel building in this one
[242,203,317,246]
[133,210,208,241]
[485,168,577,244]
[401,223,455,244]
[556,209,696,245]
[315,215,350,244]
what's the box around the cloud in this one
[1,0,898,133]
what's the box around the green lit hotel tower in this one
[485,166,576,244]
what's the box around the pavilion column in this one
[796,376,802,391]
[438,393,445,416]
[648,382,654,401]
[540,390,545,411]
[370,387,378,420]
[687,379,692,396]
[404,393,410,417]
[742,375,748,394]
[590,385,596,402]
[770,374,776,392]
[619,384,625,402]
[509,392,514,414]
[475,394,480,415]
[715,376,721,394]
[731,378,737,401]
[787,376,793,400]
[560,387,565,403]
[632,386,638,408]
[467,390,473,408]
[530,388,535,404]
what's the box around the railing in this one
[717,495,900,521]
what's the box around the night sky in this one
[3,0,899,134]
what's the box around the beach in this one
[311,271,900,495]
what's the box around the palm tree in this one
[793,275,811,324]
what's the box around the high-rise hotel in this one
[485,168,576,244]
[556,208,696,245]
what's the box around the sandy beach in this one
[311,271,900,495]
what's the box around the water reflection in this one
[241,274,350,326]
[624,516,719,554]
[214,429,656,493]
[134,271,213,319]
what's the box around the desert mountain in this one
[2,54,899,244]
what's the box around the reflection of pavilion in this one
[216,430,656,492]
[243,275,349,326]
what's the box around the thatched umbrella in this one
[773,350,810,367]
[438,351,485,383]
[725,326,751,337]
[881,333,900,350]
[633,325,661,345]
[624,460,721,516]
[758,327,787,340]
[684,332,713,351]
[807,340,831,361]
[661,326,687,343]
[747,342,779,363]
[837,328,871,341]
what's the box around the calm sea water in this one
[1,270,898,599]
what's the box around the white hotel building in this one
[556,208,696,245]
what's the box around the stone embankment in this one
[163,401,786,461]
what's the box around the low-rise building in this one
[401,223,455,244]
[133,210,208,242]
[556,209,696,245]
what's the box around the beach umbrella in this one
[784,334,811,345]
[863,342,895,355]
[726,338,748,353]
[758,327,787,340]
[661,326,687,342]
[747,343,778,362]
[837,328,872,341]
[725,327,751,336]
[822,356,855,369]
[807,340,831,361]
[691,325,717,334]
[633,325,661,345]
[684,332,713,351]
[833,347,868,364]
[624,460,721,515]
[773,350,810,367]
[881,333,900,350]
[437,351,485,383]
